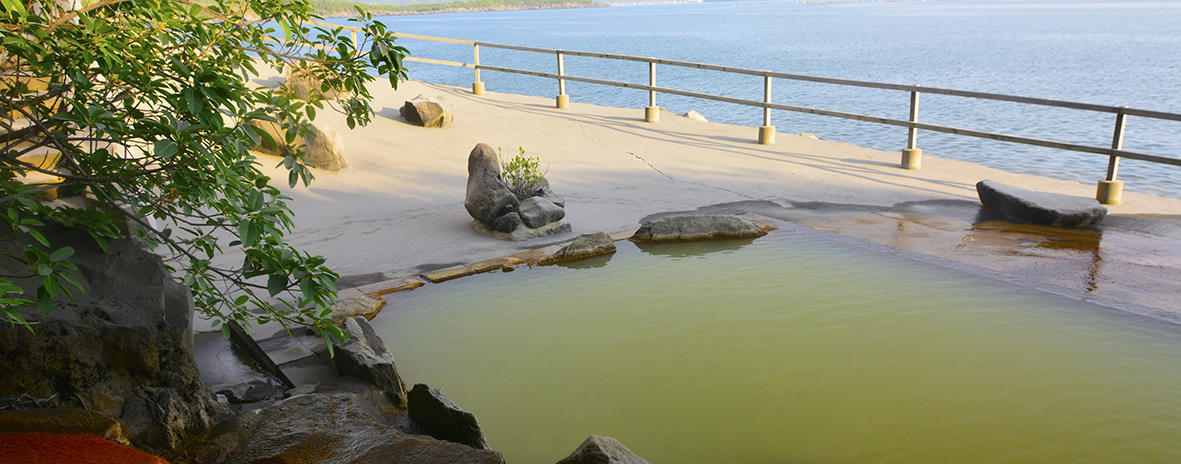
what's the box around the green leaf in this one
[49,247,74,262]
[36,287,52,315]
[154,139,178,159]
[239,219,257,247]
[234,295,250,306]
[1,0,28,17]
[267,274,288,297]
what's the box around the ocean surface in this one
[332,0,1181,199]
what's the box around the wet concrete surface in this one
[664,199,1181,319]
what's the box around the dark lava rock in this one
[976,180,1108,227]
[490,211,522,233]
[555,435,652,464]
[407,383,490,450]
[519,197,566,229]
[333,316,408,409]
[191,385,506,464]
[541,232,616,265]
[464,143,520,226]
[212,380,289,404]
[400,94,454,128]
[631,215,770,242]
[0,222,227,454]
[527,178,566,208]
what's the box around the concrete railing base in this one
[1097,179,1124,205]
[901,148,922,170]
[472,82,485,95]
[645,106,659,123]
[758,125,775,145]
[556,94,569,109]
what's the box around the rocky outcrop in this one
[976,180,1107,227]
[519,197,566,229]
[401,94,454,128]
[631,215,770,242]
[248,120,349,172]
[0,223,227,454]
[540,232,616,265]
[555,436,652,464]
[191,379,506,464]
[330,294,386,323]
[464,143,520,231]
[407,383,490,450]
[464,143,570,240]
[333,316,409,409]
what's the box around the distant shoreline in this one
[317,1,607,18]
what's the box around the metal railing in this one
[307,21,1181,204]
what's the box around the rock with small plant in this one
[463,143,569,240]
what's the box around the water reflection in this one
[634,236,760,259]
[552,252,614,270]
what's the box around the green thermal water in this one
[372,229,1181,464]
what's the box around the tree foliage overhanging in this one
[0,0,408,345]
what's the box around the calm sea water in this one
[335,0,1181,199]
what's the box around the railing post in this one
[556,52,569,109]
[471,44,484,95]
[350,30,357,47]
[758,74,775,145]
[645,61,659,123]
[1097,106,1128,204]
[901,85,922,169]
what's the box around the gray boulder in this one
[541,232,616,265]
[490,211,523,233]
[519,196,566,229]
[465,143,520,226]
[401,94,454,128]
[631,215,770,242]
[976,180,1107,227]
[527,178,566,208]
[0,222,226,454]
[407,383,490,450]
[333,316,409,409]
[555,435,652,464]
[248,120,349,172]
[191,385,506,464]
[683,110,707,122]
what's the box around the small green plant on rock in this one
[500,147,547,201]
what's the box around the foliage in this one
[0,0,409,349]
[306,0,599,17]
[499,147,546,201]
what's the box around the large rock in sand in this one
[631,215,770,242]
[248,120,349,172]
[401,94,454,128]
[976,180,1107,227]
[540,232,616,265]
[555,435,652,464]
[464,143,520,227]
[519,196,566,229]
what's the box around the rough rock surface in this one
[555,436,652,464]
[683,110,707,122]
[407,383,490,450]
[471,218,572,241]
[976,180,1108,227]
[211,380,288,404]
[248,120,349,172]
[631,215,770,242]
[519,197,566,229]
[490,211,523,233]
[0,223,226,454]
[464,143,520,226]
[526,178,566,208]
[400,94,454,128]
[286,64,348,101]
[333,316,409,409]
[540,232,616,265]
[191,382,506,464]
[330,294,385,323]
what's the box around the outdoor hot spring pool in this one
[371,226,1181,464]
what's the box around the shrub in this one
[500,147,547,201]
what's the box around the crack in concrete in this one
[570,119,756,200]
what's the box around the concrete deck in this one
[222,74,1181,328]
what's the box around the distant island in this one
[309,0,606,17]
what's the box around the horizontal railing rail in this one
[302,20,1181,203]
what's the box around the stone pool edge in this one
[347,216,1178,327]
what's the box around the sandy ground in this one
[199,71,1181,331]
